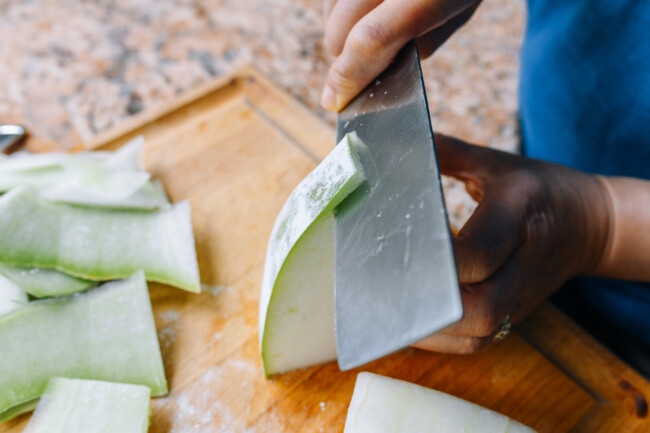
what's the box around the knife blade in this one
[334,41,462,371]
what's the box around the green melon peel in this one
[23,378,151,433]
[0,186,200,293]
[0,263,95,298]
[259,133,366,376]
[0,271,167,422]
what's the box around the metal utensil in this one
[0,125,27,154]
[334,41,462,371]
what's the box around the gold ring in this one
[492,316,511,343]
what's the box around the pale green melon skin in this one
[0,187,200,293]
[0,263,95,298]
[0,271,167,422]
[259,133,366,376]
[345,373,537,433]
[23,378,151,433]
[0,136,169,210]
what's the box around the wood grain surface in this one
[2,69,648,432]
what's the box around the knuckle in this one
[327,62,359,92]
[475,250,497,279]
[462,250,496,283]
[509,169,547,197]
[348,21,392,56]
[473,311,500,337]
[457,337,487,354]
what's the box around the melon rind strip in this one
[23,378,151,433]
[0,271,167,422]
[0,136,169,210]
[0,263,95,298]
[0,186,200,293]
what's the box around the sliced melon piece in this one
[41,175,170,211]
[0,136,169,210]
[23,378,151,433]
[41,170,151,204]
[0,274,27,316]
[0,164,65,192]
[0,271,167,422]
[0,152,70,172]
[0,263,95,298]
[0,186,200,293]
[344,373,537,433]
[103,135,146,171]
[0,136,141,174]
[259,133,366,376]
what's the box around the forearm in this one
[594,176,650,281]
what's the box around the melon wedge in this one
[0,263,95,298]
[0,274,27,316]
[23,378,151,433]
[0,186,200,293]
[344,373,537,433]
[0,271,167,422]
[259,133,365,376]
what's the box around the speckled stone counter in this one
[0,0,525,225]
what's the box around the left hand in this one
[414,134,612,354]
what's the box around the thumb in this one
[321,0,478,111]
[453,191,526,284]
[434,133,493,183]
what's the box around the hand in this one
[322,0,481,111]
[414,134,612,354]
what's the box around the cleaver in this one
[334,41,463,371]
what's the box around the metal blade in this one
[334,41,462,371]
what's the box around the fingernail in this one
[321,85,336,111]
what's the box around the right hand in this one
[322,0,482,112]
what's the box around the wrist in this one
[586,175,614,275]
[576,174,613,276]
[592,176,650,280]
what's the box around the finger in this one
[434,133,491,183]
[434,134,527,283]
[324,0,339,20]
[322,0,478,111]
[324,0,383,56]
[416,3,480,58]
[442,251,525,337]
[454,194,525,284]
[412,332,490,354]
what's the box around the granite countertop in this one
[0,0,525,226]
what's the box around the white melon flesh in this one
[0,274,27,316]
[24,378,151,433]
[259,133,366,376]
[344,373,537,433]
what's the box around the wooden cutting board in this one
[3,69,649,433]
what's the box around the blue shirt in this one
[520,0,650,366]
